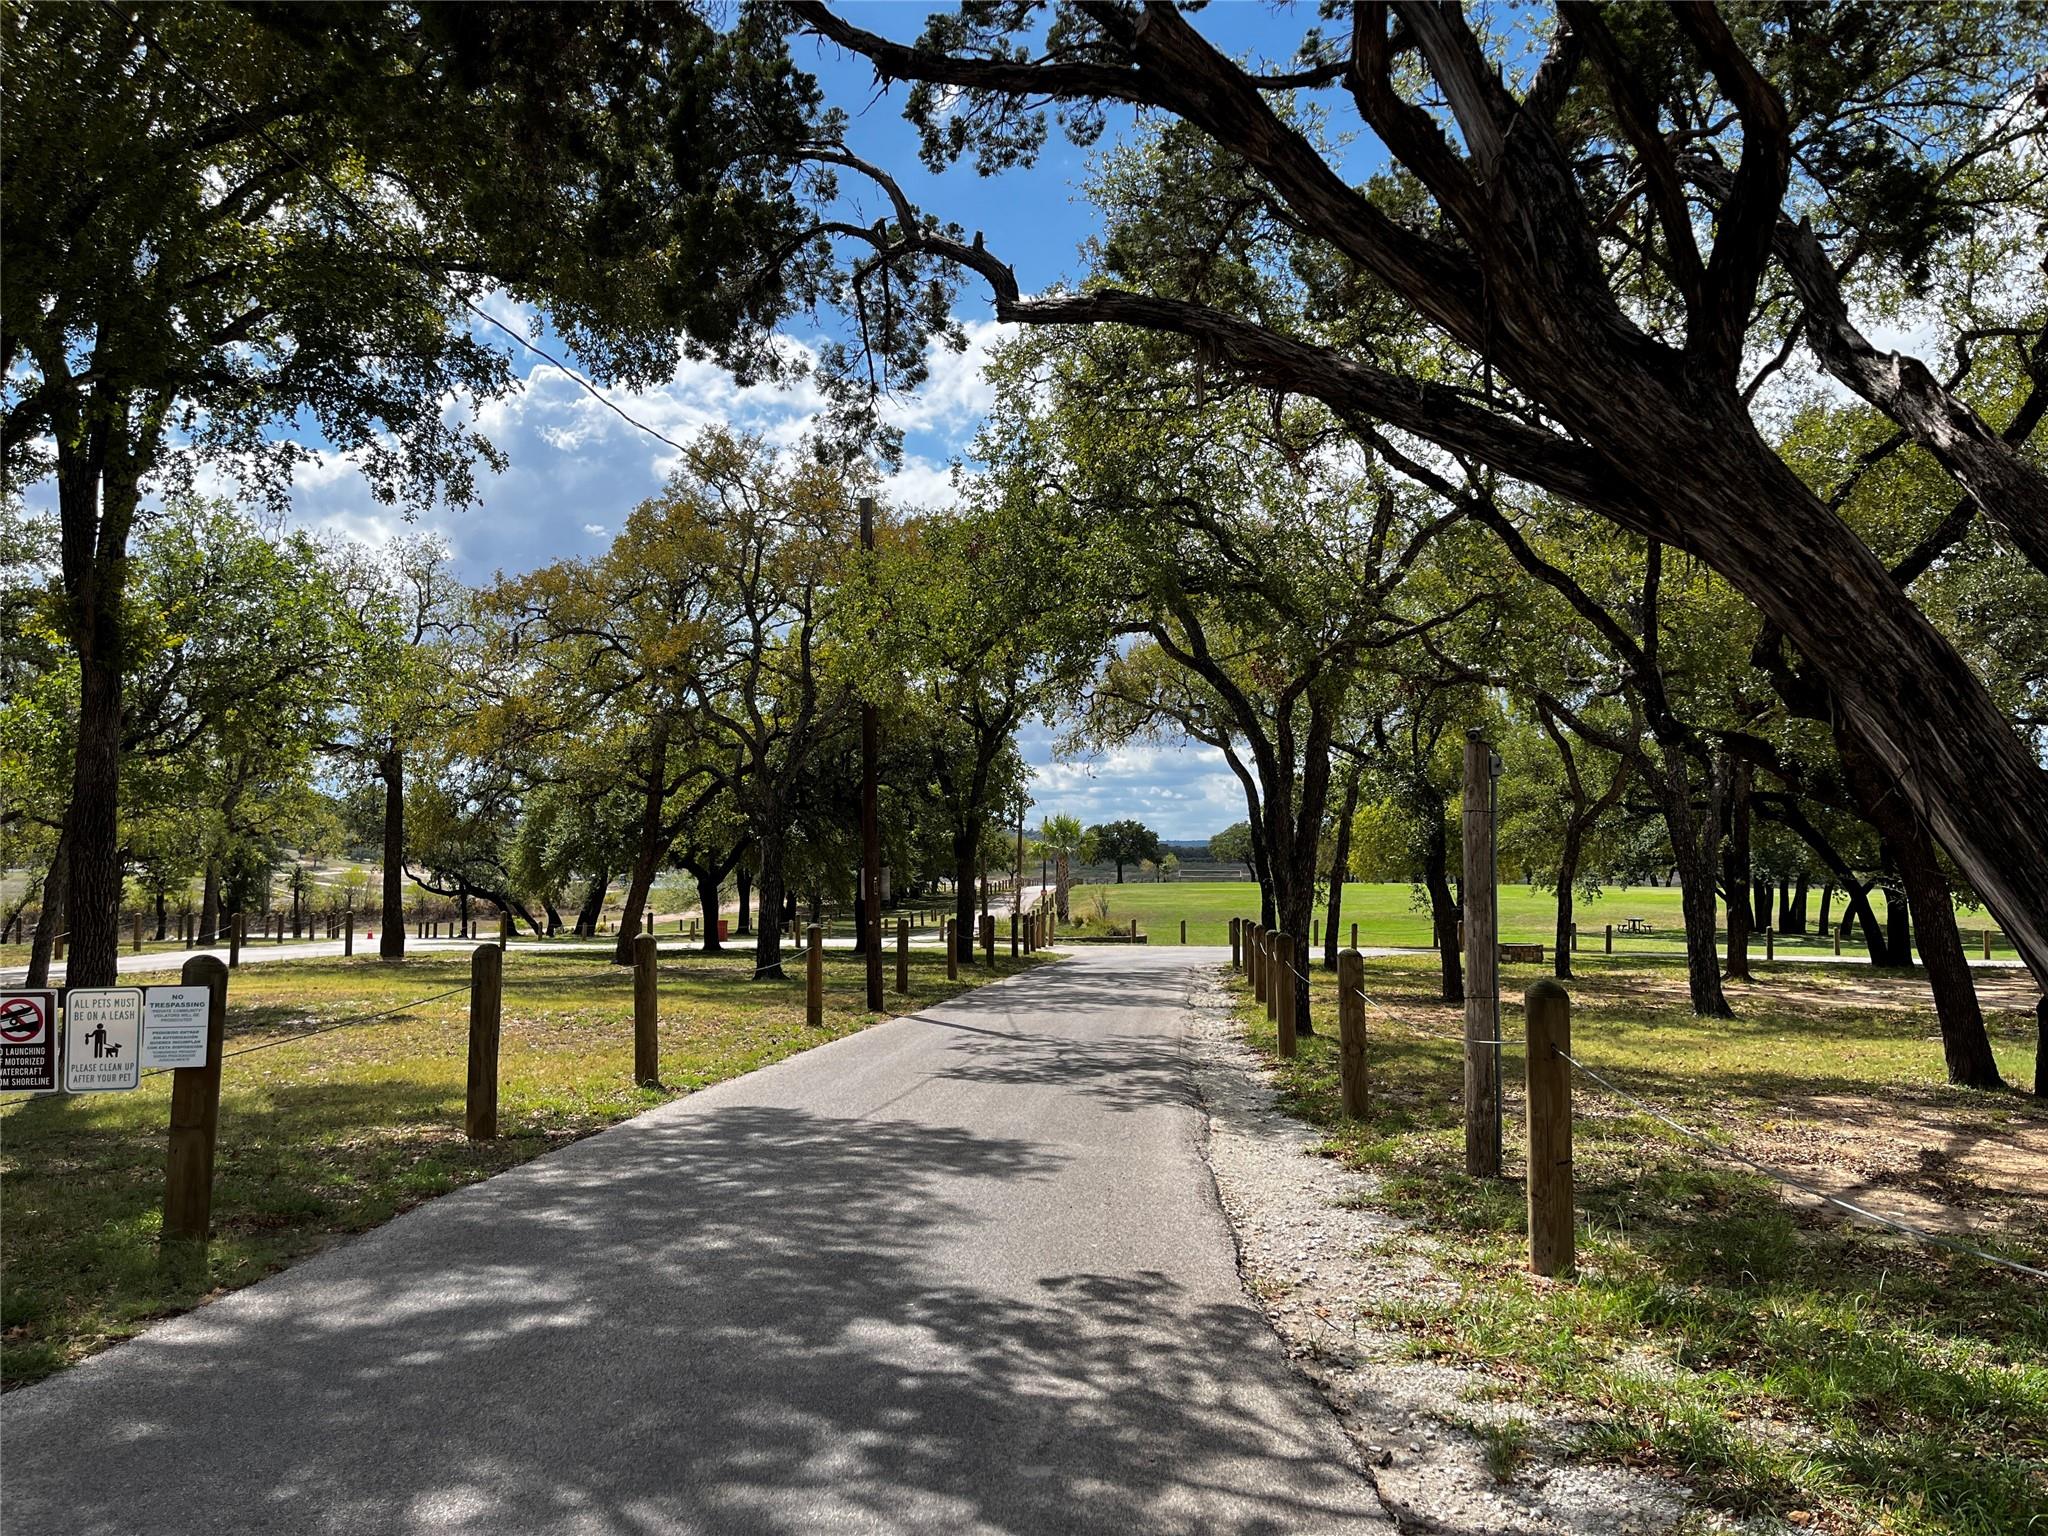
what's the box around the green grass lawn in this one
[1229,952,2047,1535]
[0,941,1044,1389]
[1056,879,2023,959]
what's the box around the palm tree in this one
[1038,814,1088,925]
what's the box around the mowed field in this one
[0,941,1044,1388]
[1057,880,2023,959]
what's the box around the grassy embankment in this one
[1229,951,2046,1536]
[1056,880,2023,960]
[1,941,1044,1388]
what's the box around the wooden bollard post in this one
[499,912,512,951]
[1180,917,1187,944]
[982,912,995,964]
[1010,911,1019,958]
[162,954,229,1242]
[1833,926,1842,956]
[466,942,502,1139]
[1984,928,1993,960]
[229,911,243,969]
[132,911,142,953]
[806,923,824,1027]
[1765,926,1774,962]
[344,907,354,957]
[1274,932,1297,1057]
[1229,918,1241,968]
[1351,921,1359,950]
[896,917,910,994]
[633,932,660,1086]
[946,919,959,981]
[1523,979,1574,1277]
[1604,923,1613,954]
[1338,948,1368,1118]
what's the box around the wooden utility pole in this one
[1463,730,1502,1178]
[859,497,884,1012]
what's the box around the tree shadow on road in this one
[9,1098,1380,1535]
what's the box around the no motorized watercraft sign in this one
[1,991,58,1093]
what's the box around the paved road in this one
[1,948,1389,1535]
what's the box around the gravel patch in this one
[1182,966,1695,1535]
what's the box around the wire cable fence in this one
[0,984,470,1110]
[1253,945,2045,1283]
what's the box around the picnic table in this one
[1619,917,1653,934]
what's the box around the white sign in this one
[142,986,212,1069]
[64,988,143,1092]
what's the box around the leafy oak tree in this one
[3,1,821,983]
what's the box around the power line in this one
[120,5,695,461]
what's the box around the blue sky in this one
[237,4,1323,839]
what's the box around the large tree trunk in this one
[1818,881,1834,935]
[614,725,670,967]
[1788,875,1809,934]
[379,747,405,960]
[695,869,723,952]
[1422,793,1463,1005]
[953,824,980,967]
[24,833,66,989]
[1723,757,1754,983]
[1657,745,1732,1017]
[57,469,130,991]
[752,829,788,980]
[736,861,753,935]
[1899,836,2003,1088]
[199,858,221,947]
[1323,765,1360,971]
[1842,734,2002,1086]
[1553,821,1581,982]
[1880,857,1914,968]
[574,869,608,937]
[1845,882,1886,965]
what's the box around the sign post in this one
[0,990,59,1094]
[163,956,228,1241]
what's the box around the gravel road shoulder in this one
[1184,967,1696,1536]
